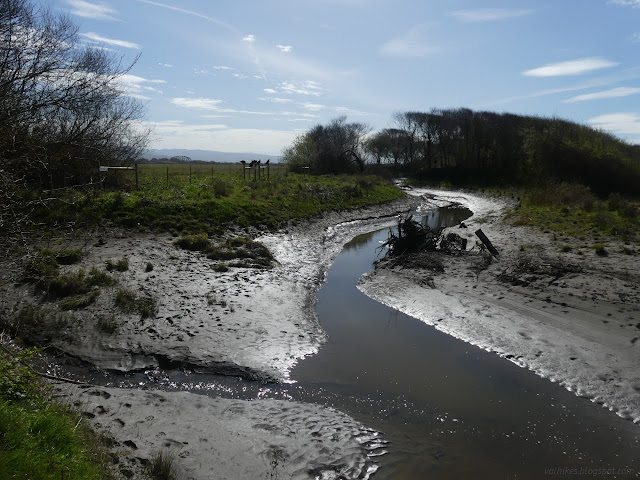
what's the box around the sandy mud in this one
[0,195,414,479]
[54,383,386,479]
[359,187,640,424]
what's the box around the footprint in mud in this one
[114,418,125,427]
[123,440,137,450]
[88,390,112,399]
[518,331,531,340]
[631,337,639,345]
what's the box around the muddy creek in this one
[76,205,639,479]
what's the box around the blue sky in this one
[40,0,640,155]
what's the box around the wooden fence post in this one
[166,166,169,188]
[135,162,139,189]
[189,165,192,184]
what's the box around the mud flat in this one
[0,195,415,479]
[53,383,385,479]
[358,187,640,424]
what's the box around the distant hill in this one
[141,149,280,163]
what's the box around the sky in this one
[36,0,640,155]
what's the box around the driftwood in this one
[475,228,499,257]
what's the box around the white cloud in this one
[171,98,225,110]
[65,0,118,20]
[448,8,533,22]
[116,74,166,98]
[263,88,277,94]
[80,32,141,49]
[234,73,250,79]
[608,0,640,6]
[523,57,619,77]
[214,65,233,70]
[588,112,640,141]
[171,97,275,115]
[564,87,640,103]
[276,45,293,53]
[243,34,256,43]
[259,97,293,104]
[279,81,324,96]
[379,25,441,59]
[158,62,173,68]
[301,102,324,111]
[632,33,640,43]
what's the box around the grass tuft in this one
[115,288,157,318]
[147,450,178,480]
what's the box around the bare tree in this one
[0,0,148,232]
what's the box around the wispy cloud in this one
[481,82,606,107]
[523,57,619,77]
[171,97,273,115]
[243,34,256,43]
[301,103,324,111]
[448,8,533,22]
[214,66,233,70]
[588,112,640,141]
[158,62,173,68]
[136,0,236,31]
[65,0,118,20]
[607,0,640,7]
[632,33,640,43]
[259,97,293,104]
[279,81,324,96]
[80,32,141,49]
[116,74,166,99]
[276,45,293,53]
[379,25,441,59]
[564,86,640,103]
[171,98,225,110]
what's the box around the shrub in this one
[106,257,129,272]
[96,315,118,334]
[593,244,608,256]
[115,288,157,318]
[174,233,210,252]
[59,290,100,310]
[0,305,72,345]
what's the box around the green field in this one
[37,164,404,235]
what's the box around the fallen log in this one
[475,228,499,257]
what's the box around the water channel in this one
[77,204,639,478]
[291,207,639,478]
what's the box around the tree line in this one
[0,0,147,230]
[285,109,640,196]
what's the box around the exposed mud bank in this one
[0,195,416,479]
[359,187,640,424]
[0,196,416,382]
[54,383,386,480]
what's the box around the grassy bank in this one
[506,185,639,246]
[27,168,403,236]
[407,176,639,247]
[0,346,115,480]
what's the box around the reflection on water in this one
[292,206,639,480]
